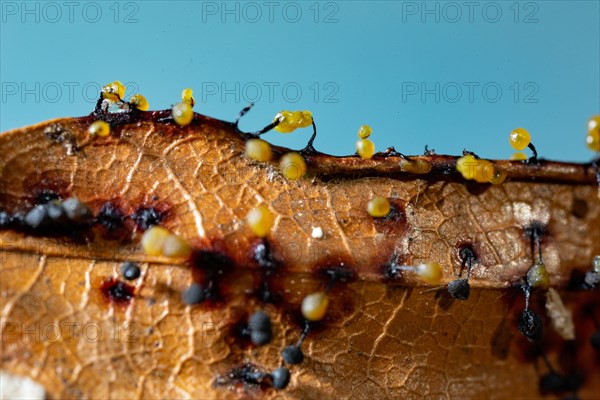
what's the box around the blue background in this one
[1,0,599,161]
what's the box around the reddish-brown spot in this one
[249,239,284,304]
[20,177,71,209]
[572,198,589,219]
[100,277,135,305]
[452,241,482,277]
[96,201,126,233]
[90,197,172,240]
[372,200,407,236]
[227,312,255,350]
[189,245,235,304]
[285,263,357,335]
[380,253,411,281]
[214,363,268,391]
[131,206,167,230]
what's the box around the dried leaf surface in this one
[1,112,599,399]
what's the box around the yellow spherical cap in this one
[88,120,110,138]
[358,125,372,139]
[280,152,307,180]
[141,226,191,258]
[274,111,296,133]
[489,168,507,185]
[172,102,194,126]
[367,196,391,218]
[588,115,600,132]
[289,111,304,126]
[527,263,550,289]
[101,81,126,101]
[415,262,443,285]
[401,159,432,175]
[301,291,329,321]
[141,226,171,256]
[356,139,375,159]
[473,159,495,183]
[246,205,275,238]
[245,138,273,162]
[456,155,478,180]
[586,130,600,152]
[297,111,313,128]
[181,88,195,107]
[130,94,149,111]
[509,128,531,151]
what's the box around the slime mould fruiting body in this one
[0,83,599,399]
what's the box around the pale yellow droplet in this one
[301,291,329,321]
[456,155,477,180]
[246,205,274,237]
[280,152,307,180]
[356,139,375,159]
[358,125,372,139]
[367,196,390,218]
[527,262,550,289]
[401,159,432,174]
[130,94,149,111]
[141,226,171,256]
[172,102,194,126]
[88,120,110,138]
[245,139,273,162]
[415,262,443,285]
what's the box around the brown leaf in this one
[1,110,599,399]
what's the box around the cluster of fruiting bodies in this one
[2,80,598,396]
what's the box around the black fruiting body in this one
[271,367,291,389]
[121,262,141,280]
[182,283,205,305]
[519,309,543,342]
[248,311,273,346]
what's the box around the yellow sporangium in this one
[415,262,443,285]
[356,139,375,159]
[129,94,149,111]
[301,291,329,321]
[172,102,194,126]
[246,205,275,237]
[527,262,550,289]
[401,159,432,174]
[101,81,126,102]
[587,115,600,132]
[358,125,372,139]
[181,88,195,107]
[587,115,600,152]
[245,138,273,162]
[141,226,171,256]
[280,152,307,180]
[489,168,507,185]
[509,127,531,151]
[367,196,391,218]
[456,154,478,180]
[473,159,495,183]
[296,110,313,128]
[274,110,313,133]
[141,226,172,256]
[141,226,191,258]
[88,120,110,138]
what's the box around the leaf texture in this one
[1,111,599,399]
